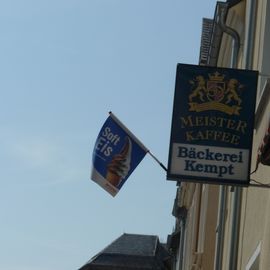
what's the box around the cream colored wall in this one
[180,183,219,270]
[252,0,265,73]
[179,182,198,269]
[217,0,270,269]
[242,0,270,269]
[254,0,270,97]
[238,187,269,269]
[201,184,219,270]
[178,1,270,268]
[245,91,270,269]
[221,188,233,270]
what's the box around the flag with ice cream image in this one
[91,112,148,196]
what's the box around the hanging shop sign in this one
[167,63,258,186]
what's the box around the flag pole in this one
[109,111,149,152]
[109,111,168,172]
[148,151,168,172]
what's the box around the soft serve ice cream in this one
[106,137,132,187]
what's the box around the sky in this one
[0,0,217,269]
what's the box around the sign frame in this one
[167,63,258,186]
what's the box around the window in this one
[245,242,261,270]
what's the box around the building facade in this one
[169,0,270,269]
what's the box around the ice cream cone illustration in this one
[106,137,132,187]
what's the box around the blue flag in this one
[91,112,148,196]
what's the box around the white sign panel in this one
[170,143,249,180]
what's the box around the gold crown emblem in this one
[188,72,243,115]
[208,72,224,81]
